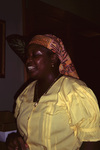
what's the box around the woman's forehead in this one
[27,44,49,53]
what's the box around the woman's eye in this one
[33,54,39,58]
[33,51,43,57]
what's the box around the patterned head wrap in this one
[29,34,79,79]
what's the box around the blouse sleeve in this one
[14,80,36,118]
[62,78,100,142]
[14,84,31,118]
[14,96,22,118]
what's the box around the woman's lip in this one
[27,66,36,71]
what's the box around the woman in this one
[6,34,100,150]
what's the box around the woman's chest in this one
[17,92,71,136]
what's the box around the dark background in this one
[23,0,100,106]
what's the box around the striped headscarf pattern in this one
[29,34,79,79]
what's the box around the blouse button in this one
[34,102,38,107]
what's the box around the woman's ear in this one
[51,53,57,62]
[50,53,59,67]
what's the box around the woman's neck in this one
[34,73,62,103]
[38,72,60,86]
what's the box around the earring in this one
[52,64,54,67]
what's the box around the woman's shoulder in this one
[60,75,98,102]
[17,80,37,99]
[60,76,100,133]
[61,75,87,90]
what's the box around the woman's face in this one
[25,44,52,79]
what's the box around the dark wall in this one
[23,0,100,106]
[0,0,24,111]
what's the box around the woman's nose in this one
[26,56,33,64]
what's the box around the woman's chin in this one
[28,72,38,80]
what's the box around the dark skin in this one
[6,132,28,150]
[25,44,60,100]
[6,44,99,150]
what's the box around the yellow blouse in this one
[14,76,100,150]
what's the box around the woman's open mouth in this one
[27,66,36,71]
